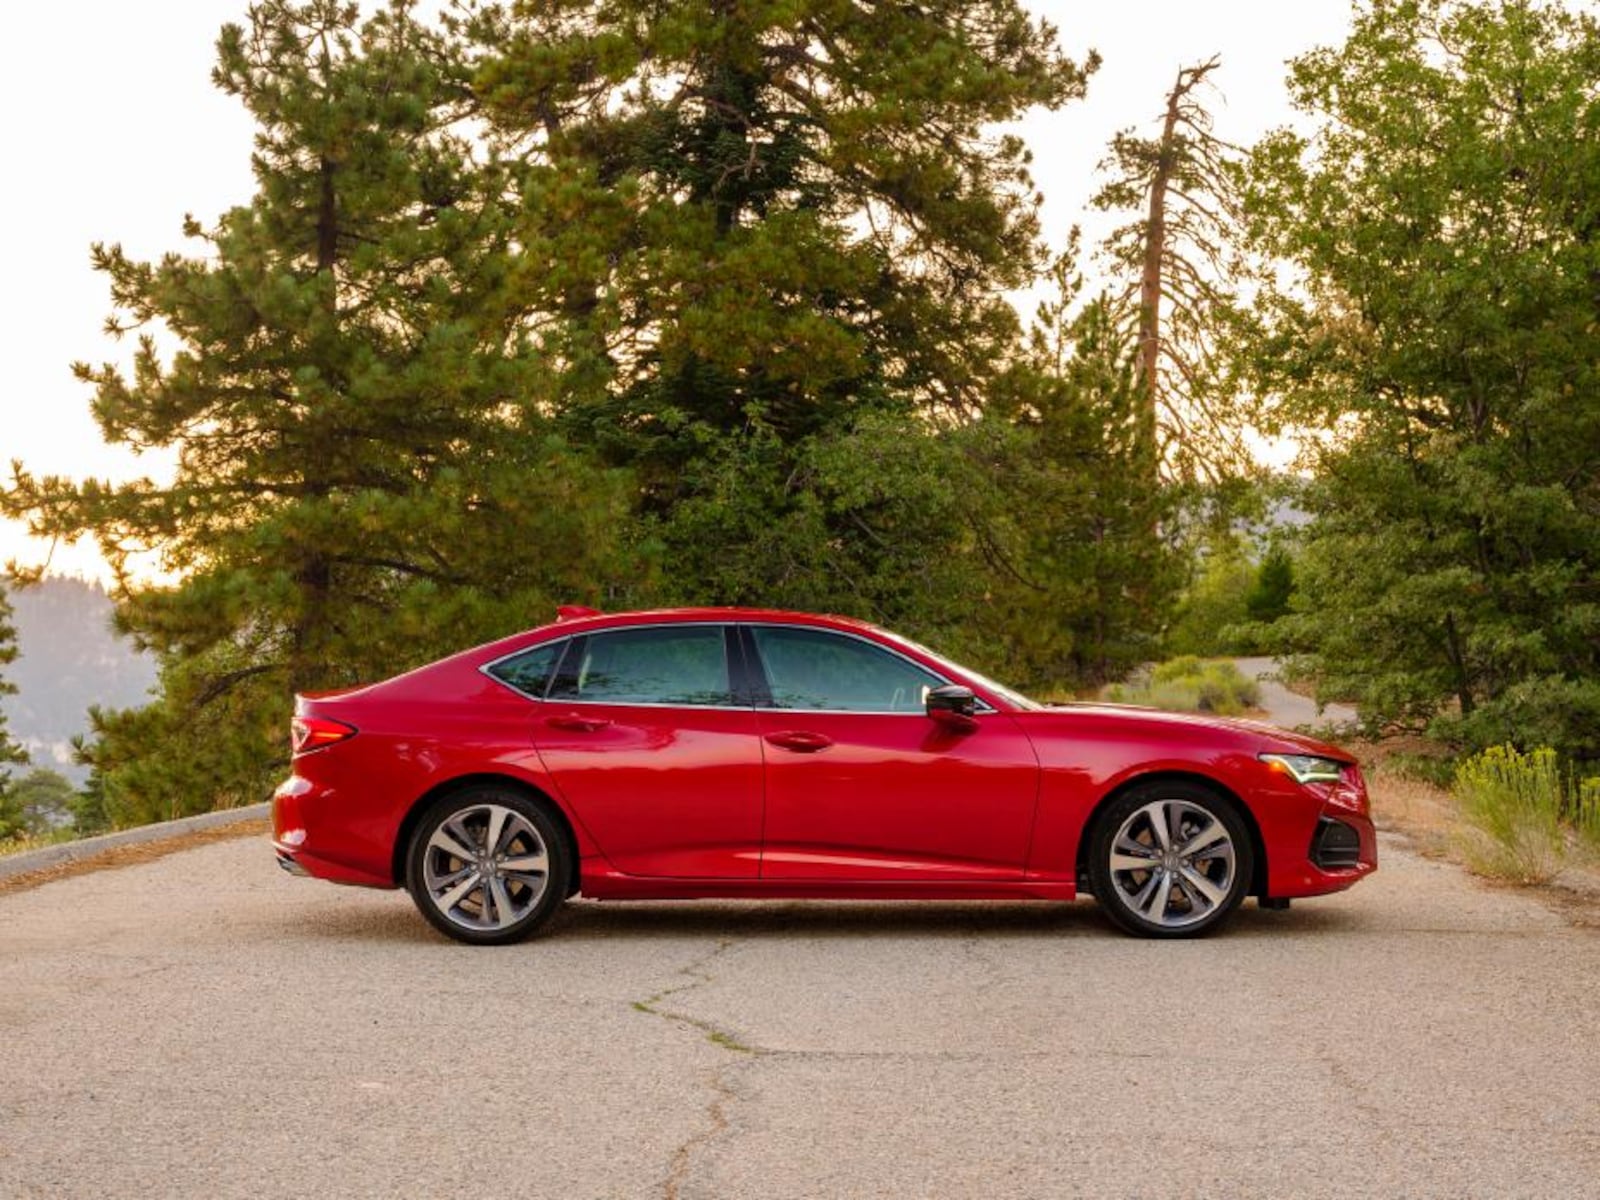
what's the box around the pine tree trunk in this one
[289,155,341,696]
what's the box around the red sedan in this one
[272,607,1376,943]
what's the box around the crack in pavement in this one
[631,938,764,1055]
[662,1063,740,1200]
[629,939,767,1199]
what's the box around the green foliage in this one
[1381,751,1458,791]
[1166,533,1257,656]
[5,769,76,837]
[67,759,111,837]
[979,252,1179,689]
[465,0,1097,473]
[1245,544,1294,624]
[0,585,27,798]
[1453,744,1565,883]
[1246,0,1600,763]
[2,3,642,818]
[1106,657,1261,716]
[1577,776,1600,852]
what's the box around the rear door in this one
[529,623,764,878]
[745,624,1039,881]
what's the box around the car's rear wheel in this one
[405,787,569,945]
[1088,781,1252,938]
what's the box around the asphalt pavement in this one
[1,822,1597,1198]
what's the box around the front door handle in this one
[764,730,833,753]
[545,713,612,733]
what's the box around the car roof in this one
[541,607,881,636]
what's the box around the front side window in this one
[549,626,732,706]
[750,626,944,712]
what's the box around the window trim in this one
[739,622,997,716]
[479,619,999,715]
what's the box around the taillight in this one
[291,715,357,755]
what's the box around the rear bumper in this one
[272,775,395,888]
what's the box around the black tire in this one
[1087,780,1253,939]
[405,785,570,945]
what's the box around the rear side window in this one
[750,626,943,712]
[549,626,732,706]
[486,639,566,699]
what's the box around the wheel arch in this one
[1075,769,1268,898]
[391,772,582,896]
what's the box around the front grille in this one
[1310,817,1362,870]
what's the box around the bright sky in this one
[0,0,1356,584]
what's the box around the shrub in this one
[1107,658,1261,716]
[1577,776,1600,854]
[1453,745,1565,884]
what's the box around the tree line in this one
[1,0,1595,831]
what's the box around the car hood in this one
[1032,701,1354,760]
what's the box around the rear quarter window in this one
[485,639,567,699]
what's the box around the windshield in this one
[873,628,1043,711]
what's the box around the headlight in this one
[1259,752,1345,784]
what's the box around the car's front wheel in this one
[405,787,570,945]
[1088,781,1253,938]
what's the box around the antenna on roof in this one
[556,605,602,621]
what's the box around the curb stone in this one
[0,802,270,882]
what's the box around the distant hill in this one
[2,576,158,784]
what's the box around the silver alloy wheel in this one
[421,803,550,933]
[1106,798,1237,930]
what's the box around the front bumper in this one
[1270,808,1378,898]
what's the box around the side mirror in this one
[926,684,978,730]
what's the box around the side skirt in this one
[576,859,1077,902]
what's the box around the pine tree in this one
[0,584,29,805]
[463,0,1097,482]
[2,2,638,822]
[1093,57,1254,480]
[948,240,1178,688]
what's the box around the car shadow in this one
[288,893,1371,945]
[544,897,1370,941]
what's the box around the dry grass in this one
[0,818,270,898]
[1367,768,1464,857]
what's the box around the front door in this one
[745,624,1039,881]
[532,623,763,878]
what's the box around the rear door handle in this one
[764,730,833,753]
[545,713,612,733]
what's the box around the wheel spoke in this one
[488,876,516,928]
[432,864,475,889]
[435,873,480,915]
[428,828,476,862]
[444,815,481,852]
[484,806,511,857]
[1141,870,1173,918]
[1145,803,1172,851]
[1179,866,1225,909]
[500,851,547,873]
[1111,852,1159,873]
[1178,822,1227,859]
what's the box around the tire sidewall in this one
[1088,781,1253,939]
[405,786,570,945]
